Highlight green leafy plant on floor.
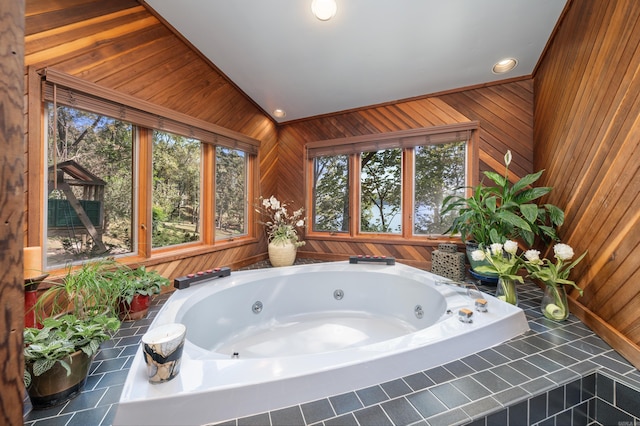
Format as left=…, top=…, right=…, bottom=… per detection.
left=24, top=314, right=120, bottom=387
left=441, top=150, right=565, bottom=248
left=25, top=259, right=124, bottom=388
left=112, top=265, right=170, bottom=305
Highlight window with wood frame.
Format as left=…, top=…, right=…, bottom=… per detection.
left=306, top=124, right=476, bottom=240
left=151, top=130, right=202, bottom=249
left=39, top=69, right=259, bottom=269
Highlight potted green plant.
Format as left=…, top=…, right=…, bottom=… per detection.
left=37, top=259, right=123, bottom=319
left=25, top=260, right=122, bottom=409
left=24, top=314, right=119, bottom=409
left=441, top=150, right=565, bottom=275
left=116, top=266, right=170, bottom=321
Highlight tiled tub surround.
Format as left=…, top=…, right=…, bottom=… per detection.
left=23, top=262, right=640, bottom=426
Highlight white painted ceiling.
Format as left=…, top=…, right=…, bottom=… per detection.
left=145, top=0, right=567, bottom=122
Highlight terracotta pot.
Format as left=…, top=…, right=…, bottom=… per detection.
left=119, top=294, right=151, bottom=321
left=26, top=350, right=92, bottom=409
left=24, top=290, right=41, bottom=328
left=268, top=241, right=297, bottom=267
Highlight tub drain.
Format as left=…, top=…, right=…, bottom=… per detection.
left=334, top=289, right=344, bottom=300
left=252, top=301, right=263, bottom=314
left=414, top=305, right=424, bottom=319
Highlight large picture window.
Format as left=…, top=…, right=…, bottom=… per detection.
left=38, top=69, right=259, bottom=270
left=45, top=103, right=134, bottom=267
left=307, top=124, right=474, bottom=239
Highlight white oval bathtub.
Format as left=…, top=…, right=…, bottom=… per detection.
left=115, top=261, right=529, bottom=425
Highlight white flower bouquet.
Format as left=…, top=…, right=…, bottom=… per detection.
left=256, top=196, right=306, bottom=247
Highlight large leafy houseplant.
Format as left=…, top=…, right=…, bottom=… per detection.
left=25, top=260, right=122, bottom=408
left=24, top=314, right=119, bottom=388
left=441, top=150, right=565, bottom=248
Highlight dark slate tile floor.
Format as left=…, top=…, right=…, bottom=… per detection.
left=23, top=259, right=640, bottom=426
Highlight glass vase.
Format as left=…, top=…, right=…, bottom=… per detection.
left=541, top=284, right=569, bottom=321
left=496, top=277, right=518, bottom=305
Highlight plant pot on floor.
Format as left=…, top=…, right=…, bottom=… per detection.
left=119, top=294, right=151, bottom=321
left=26, top=350, right=93, bottom=409
left=268, top=240, right=297, bottom=267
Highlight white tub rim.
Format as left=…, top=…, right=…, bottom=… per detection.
left=114, top=261, right=530, bottom=425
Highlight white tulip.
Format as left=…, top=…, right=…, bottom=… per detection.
left=503, top=240, right=518, bottom=255
left=524, top=249, right=541, bottom=263
left=471, top=250, right=486, bottom=261
left=554, top=243, right=574, bottom=261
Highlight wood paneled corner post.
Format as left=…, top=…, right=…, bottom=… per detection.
left=0, top=0, right=26, bottom=423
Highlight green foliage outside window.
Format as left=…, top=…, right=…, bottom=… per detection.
left=360, top=149, right=402, bottom=234
left=310, top=140, right=467, bottom=236
left=215, top=147, right=247, bottom=239
left=151, top=131, right=201, bottom=248
left=46, top=104, right=134, bottom=267
left=313, top=155, right=349, bottom=232
left=414, top=142, right=466, bottom=235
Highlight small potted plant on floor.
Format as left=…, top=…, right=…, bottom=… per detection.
left=116, top=265, right=170, bottom=321
left=25, top=260, right=122, bottom=409
left=441, top=150, right=565, bottom=279
left=24, top=314, right=119, bottom=409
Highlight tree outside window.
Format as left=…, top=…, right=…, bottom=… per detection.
left=413, top=141, right=466, bottom=235
left=312, top=155, right=349, bottom=233
left=215, top=147, right=247, bottom=239
left=151, top=131, right=201, bottom=248
left=45, top=104, right=134, bottom=267
left=309, top=136, right=468, bottom=238
left=360, top=149, right=402, bottom=234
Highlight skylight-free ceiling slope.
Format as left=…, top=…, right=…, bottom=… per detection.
left=145, top=0, right=567, bottom=122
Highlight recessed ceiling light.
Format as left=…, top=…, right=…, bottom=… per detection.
left=273, top=109, right=286, bottom=118
left=492, top=58, right=518, bottom=74
left=311, top=0, right=337, bottom=21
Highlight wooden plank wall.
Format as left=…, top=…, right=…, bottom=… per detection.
left=23, top=0, right=278, bottom=279
left=282, top=81, right=535, bottom=269
left=534, top=0, right=640, bottom=368
left=22, top=0, right=536, bottom=277
left=1, top=0, right=26, bottom=423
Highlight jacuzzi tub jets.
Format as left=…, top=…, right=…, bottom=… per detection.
left=115, top=261, right=529, bottom=426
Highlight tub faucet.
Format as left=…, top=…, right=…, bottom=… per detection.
left=435, top=279, right=482, bottom=299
